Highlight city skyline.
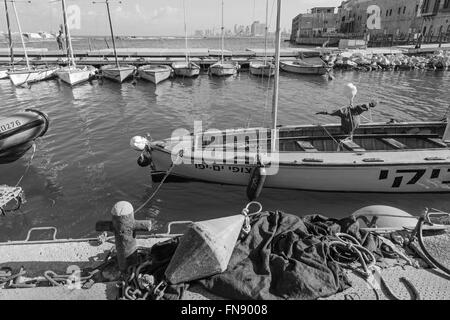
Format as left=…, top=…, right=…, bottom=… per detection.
left=0, top=0, right=341, bottom=36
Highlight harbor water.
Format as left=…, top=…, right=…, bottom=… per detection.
left=1, top=40, right=450, bottom=242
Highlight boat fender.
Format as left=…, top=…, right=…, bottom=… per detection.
left=130, top=136, right=148, bottom=151
left=137, top=152, right=152, bottom=167
left=246, top=164, right=266, bottom=201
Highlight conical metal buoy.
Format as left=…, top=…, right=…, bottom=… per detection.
left=165, top=214, right=245, bottom=284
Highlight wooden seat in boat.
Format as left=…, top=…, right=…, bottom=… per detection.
left=426, top=138, right=449, bottom=148
left=379, top=138, right=407, bottom=149
left=340, top=140, right=365, bottom=152
left=296, top=140, right=318, bottom=152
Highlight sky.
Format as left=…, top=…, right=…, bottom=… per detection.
left=0, top=0, right=341, bottom=36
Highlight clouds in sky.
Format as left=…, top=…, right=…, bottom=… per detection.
left=0, top=0, right=341, bottom=36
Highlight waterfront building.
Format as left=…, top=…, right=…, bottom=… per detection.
left=251, top=21, right=266, bottom=36
left=290, top=7, right=338, bottom=43
left=420, top=0, right=450, bottom=42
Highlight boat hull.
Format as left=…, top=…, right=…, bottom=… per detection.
left=209, top=62, right=238, bottom=76
left=138, top=65, right=172, bottom=84
left=280, top=61, right=329, bottom=75
left=0, top=109, right=49, bottom=164
left=249, top=61, right=275, bottom=77
left=56, top=66, right=97, bottom=86
left=0, top=68, right=9, bottom=79
left=8, top=67, right=58, bottom=86
left=139, top=122, right=450, bottom=193
left=172, top=62, right=200, bottom=77
left=101, top=65, right=136, bottom=83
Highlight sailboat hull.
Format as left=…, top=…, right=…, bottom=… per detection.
left=249, top=61, right=275, bottom=77
left=0, top=68, right=9, bottom=79
left=280, top=61, right=329, bottom=75
left=101, top=65, right=136, bottom=83
left=139, top=122, right=450, bottom=193
left=138, top=65, right=172, bottom=84
left=209, top=62, right=238, bottom=76
left=172, top=62, right=200, bottom=77
left=56, top=66, right=97, bottom=86
left=8, top=67, right=58, bottom=86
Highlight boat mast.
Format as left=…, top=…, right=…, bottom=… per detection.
left=104, top=0, right=119, bottom=68
left=61, top=0, right=75, bottom=68
left=220, top=0, right=224, bottom=62
left=264, top=0, right=268, bottom=64
left=10, top=0, right=30, bottom=69
left=271, top=0, right=281, bottom=152
left=4, top=0, right=14, bottom=66
left=183, top=0, right=188, bottom=63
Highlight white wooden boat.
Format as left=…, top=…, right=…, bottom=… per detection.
left=171, top=62, right=200, bottom=77
left=0, top=66, right=10, bottom=79
left=57, top=66, right=97, bottom=86
left=209, top=61, right=239, bottom=76
left=280, top=59, right=330, bottom=75
left=249, top=0, right=274, bottom=78
left=8, top=66, right=59, bottom=86
left=249, top=60, right=275, bottom=77
left=138, top=65, right=172, bottom=84
left=56, top=0, right=97, bottom=87
left=101, top=64, right=136, bottom=83
left=133, top=121, right=450, bottom=193
left=6, top=1, right=58, bottom=87
left=209, top=0, right=239, bottom=77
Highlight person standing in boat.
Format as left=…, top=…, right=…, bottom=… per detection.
left=56, top=30, right=64, bottom=51
left=316, top=101, right=377, bottom=136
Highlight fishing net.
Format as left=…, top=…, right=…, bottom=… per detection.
left=0, top=185, right=25, bottom=216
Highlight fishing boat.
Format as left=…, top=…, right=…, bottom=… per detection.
left=280, top=59, right=330, bottom=75
left=6, top=0, right=58, bottom=86
left=138, top=65, right=172, bottom=84
left=97, top=0, right=135, bottom=83
left=209, top=0, right=239, bottom=76
left=56, top=0, right=97, bottom=86
left=131, top=0, right=450, bottom=194
left=0, top=109, right=49, bottom=164
left=172, top=0, right=200, bottom=78
left=249, top=0, right=275, bottom=77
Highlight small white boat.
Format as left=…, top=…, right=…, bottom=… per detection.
left=138, top=65, right=173, bottom=84
left=171, top=61, right=200, bottom=78
left=249, top=60, right=275, bottom=77
left=8, top=66, right=59, bottom=87
left=0, top=66, right=10, bottom=79
left=56, top=0, right=97, bottom=87
left=280, top=59, right=330, bottom=75
left=209, top=61, right=239, bottom=76
left=57, top=66, right=97, bottom=86
left=100, top=64, right=136, bottom=83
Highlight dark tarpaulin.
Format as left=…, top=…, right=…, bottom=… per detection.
left=149, top=210, right=378, bottom=300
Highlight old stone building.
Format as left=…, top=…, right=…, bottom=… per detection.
left=420, top=0, right=450, bottom=41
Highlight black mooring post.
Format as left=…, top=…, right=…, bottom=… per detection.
left=96, top=201, right=152, bottom=272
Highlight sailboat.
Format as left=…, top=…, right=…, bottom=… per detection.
left=171, top=0, right=200, bottom=78
left=209, top=0, right=239, bottom=76
left=7, top=0, right=58, bottom=86
left=97, top=0, right=135, bottom=83
left=130, top=0, right=450, bottom=194
left=249, top=0, right=275, bottom=77
left=56, top=0, right=97, bottom=86
left=137, top=65, right=172, bottom=84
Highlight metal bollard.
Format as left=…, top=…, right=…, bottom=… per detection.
left=95, top=201, right=152, bottom=272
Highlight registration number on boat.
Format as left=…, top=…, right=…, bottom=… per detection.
left=0, top=120, right=21, bottom=133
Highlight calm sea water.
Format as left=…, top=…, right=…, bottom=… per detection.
left=0, top=39, right=450, bottom=242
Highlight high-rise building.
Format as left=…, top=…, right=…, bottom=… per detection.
left=251, top=21, right=266, bottom=36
